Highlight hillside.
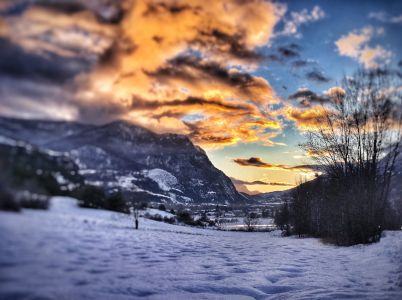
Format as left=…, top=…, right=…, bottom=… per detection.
left=0, top=142, right=83, bottom=196
left=0, top=117, right=246, bottom=205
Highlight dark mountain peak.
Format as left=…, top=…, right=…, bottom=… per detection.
left=101, top=120, right=154, bottom=137
left=97, top=120, right=195, bottom=149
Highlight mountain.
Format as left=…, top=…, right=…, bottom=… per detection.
left=0, top=117, right=246, bottom=205
left=248, top=189, right=292, bottom=205
left=0, top=141, right=83, bottom=196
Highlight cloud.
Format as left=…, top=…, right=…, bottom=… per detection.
left=368, top=12, right=402, bottom=24
left=277, top=44, right=300, bottom=59
left=181, top=114, right=282, bottom=148
left=264, top=44, right=301, bottom=64
left=283, top=106, right=328, bottom=131
left=288, top=88, right=329, bottom=106
left=324, top=86, right=345, bottom=100
left=276, top=5, right=325, bottom=37
left=143, top=56, right=273, bottom=104
left=0, top=5, right=115, bottom=59
left=291, top=59, right=317, bottom=69
left=0, top=0, right=126, bottom=23
left=0, top=37, right=89, bottom=84
left=288, top=86, right=345, bottom=108
left=335, top=26, right=393, bottom=68
left=0, top=0, right=287, bottom=149
left=233, top=157, right=316, bottom=172
left=230, top=177, right=294, bottom=186
left=305, top=69, right=331, bottom=83
left=230, top=176, right=294, bottom=195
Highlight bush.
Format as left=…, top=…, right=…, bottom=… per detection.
left=274, top=201, right=290, bottom=231
left=0, top=186, right=20, bottom=212
left=176, top=210, right=193, bottom=225
left=150, top=213, right=163, bottom=222
left=176, top=210, right=205, bottom=227
left=73, top=185, right=106, bottom=209
left=243, top=212, right=259, bottom=231
left=105, top=191, right=128, bottom=213
left=144, top=212, right=176, bottom=224
left=158, top=204, right=166, bottom=211
left=163, top=216, right=175, bottom=224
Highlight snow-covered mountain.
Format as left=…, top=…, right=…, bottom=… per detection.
left=0, top=117, right=246, bottom=205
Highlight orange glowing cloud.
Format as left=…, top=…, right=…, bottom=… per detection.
left=283, top=106, right=329, bottom=131
left=84, top=0, right=286, bottom=147
left=0, top=0, right=288, bottom=148
left=233, top=157, right=317, bottom=172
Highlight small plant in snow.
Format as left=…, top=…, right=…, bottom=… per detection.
left=243, top=212, right=259, bottom=232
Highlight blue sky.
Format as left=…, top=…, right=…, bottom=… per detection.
left=207, top=0, right=402, bottom=193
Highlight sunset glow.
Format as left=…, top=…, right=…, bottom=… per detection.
left=0, top=0, right=401, bottom=193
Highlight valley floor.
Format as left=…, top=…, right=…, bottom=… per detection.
left=0, top=197, right=401, bottom=300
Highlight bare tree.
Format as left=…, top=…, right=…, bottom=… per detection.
left=128, top=196, right=142, bottom=230
left=298, top=68, right=402, bottom=245
left=274, top=200, right=290, bottom=231
left=243, top=212, right=259, bottom=232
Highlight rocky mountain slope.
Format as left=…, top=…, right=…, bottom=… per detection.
left=0, top=117, right=246, bottom=205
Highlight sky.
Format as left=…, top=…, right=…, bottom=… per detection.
left=0, top=0, right=401, bottom=194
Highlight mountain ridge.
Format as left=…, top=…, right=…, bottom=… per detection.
left=0, top=116, right=247, bottom=205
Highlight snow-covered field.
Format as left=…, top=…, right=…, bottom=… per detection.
left=0, top=197, right=401, bottom=300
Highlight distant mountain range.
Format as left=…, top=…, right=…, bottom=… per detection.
left=0, top=117, right=247, bottom=205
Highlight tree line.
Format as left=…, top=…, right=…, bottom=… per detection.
left=276, top=69, right=402, bottom=245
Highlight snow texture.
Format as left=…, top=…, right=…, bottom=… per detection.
left=143, top=208, right=175, bottom=218
left=145, top=168, right=178, bottom=192
left=0, top=197, right=401, bottom=300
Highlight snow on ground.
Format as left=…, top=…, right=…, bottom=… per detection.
left=143, top=208, right=175, bottom=218
left=145, top=168, right=178, bottom=192
left=0, top=197, right=401, bottom=300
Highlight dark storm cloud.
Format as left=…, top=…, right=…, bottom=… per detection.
left=264, top=44, right=301, bottom=64
left=0, top=38, right=89, bottom=84
left=278, top=44, right=301, bottom=59
left=305, top=69, right=331, bottom=83
left=194, top=29, right=264, bottom=61
left=233, top=157, right=316, bottom=172
left=146, top=56, right=267, bottom=93
left=131, top=95, right=252, bottom=112
left=288, top=88, right=329, bottom=106
left=35, top=1, right=87, bottom=14
left=0, top=0, right=126, bottom=23
left=142, top=2, right=197, bottom=16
